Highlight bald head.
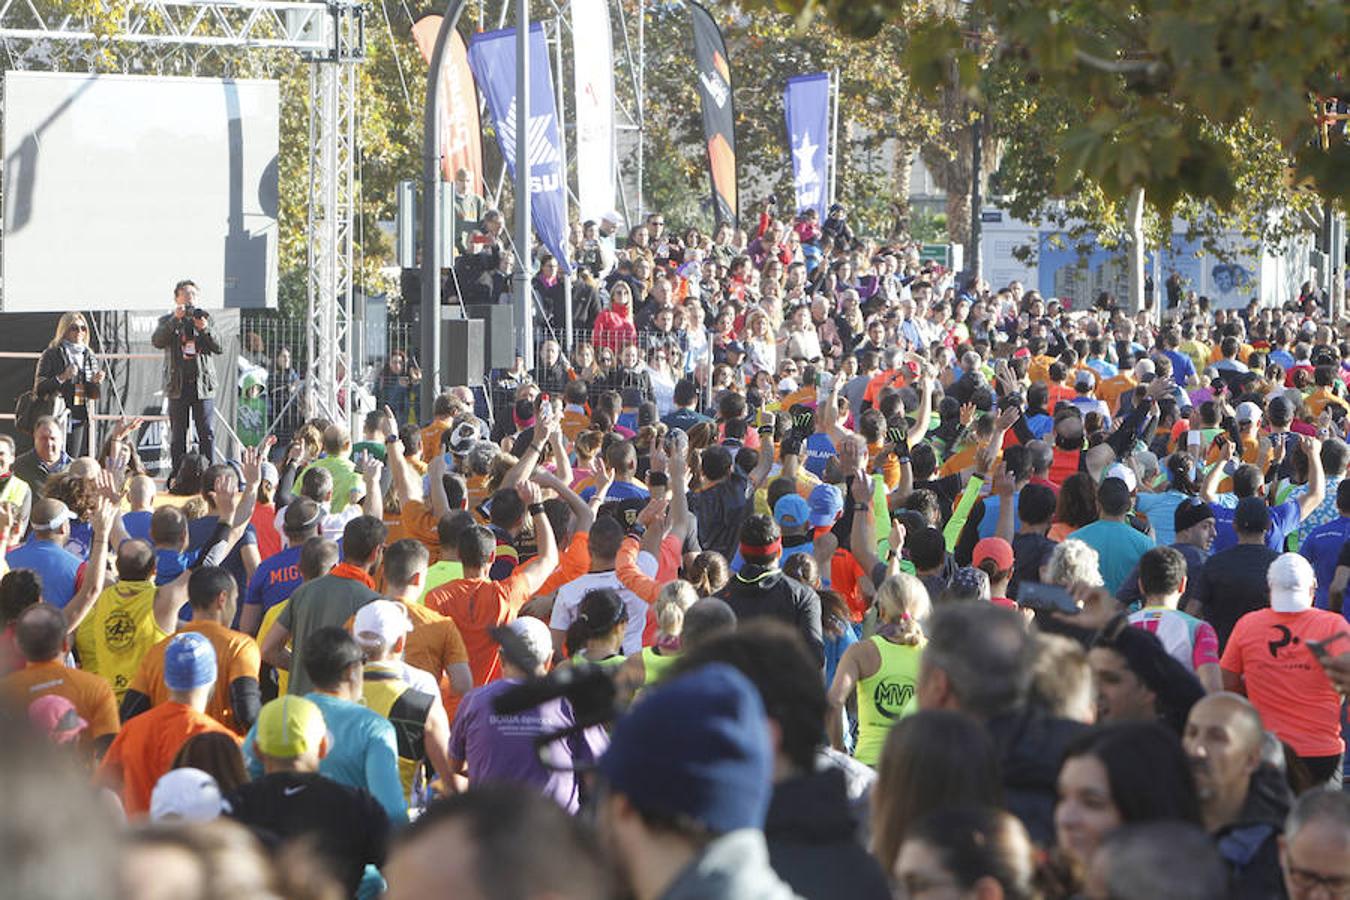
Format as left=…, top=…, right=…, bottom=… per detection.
left=29, top=498, right=71, bottom=540
left=116, top=539, right=156, bottom=582
left=1190, top=692, right=1264, bottom=746
left=128, top=474, right=156, bottom=508
left=14, top=603, right=68, bottom=661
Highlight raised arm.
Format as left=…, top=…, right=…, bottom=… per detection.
left=821, top=377, right=851, bottom=446
left=992, top=462, right=1017, bottom=542
left=749, top=421, right=776, bottom=489
left=532, top=468, right=593, bottom=535
left=63, top=492, right=118, bottom=635
left=359, top=456, right=385, bottom=519
left=1295, top=435, right=1325, bottom=521
left=907, top=370, right=934, bottom=446
left=510, top=481, right=560, bottom=596
left=1199, top=436, right=1234, bottom=504
left=848, top=467, right=883, bottom=580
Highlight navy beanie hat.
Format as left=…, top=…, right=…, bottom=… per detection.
left=598, top=663, right=773, bottom=834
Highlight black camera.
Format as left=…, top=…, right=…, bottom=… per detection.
left=182, top=305, right=208, bottom=321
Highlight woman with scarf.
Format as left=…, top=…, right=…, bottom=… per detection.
left=33, top=312, right=105, bottom=456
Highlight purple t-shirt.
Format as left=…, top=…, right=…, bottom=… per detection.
left=448, top=679, right=609, bottom=813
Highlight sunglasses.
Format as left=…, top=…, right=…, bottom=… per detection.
left=69, top=324, right=88, bottom=332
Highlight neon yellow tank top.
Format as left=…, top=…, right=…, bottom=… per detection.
left=641, top=646, right=680, bottom=686
left=853, top=635, right=923, bottom=766
left=75, top=579, right=168, bottom=702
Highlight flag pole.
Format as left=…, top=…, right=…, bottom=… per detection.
left=828, top=68, right=840, bottom=206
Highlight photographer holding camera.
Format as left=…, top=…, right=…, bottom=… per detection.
left=152, top=279, right=222, bottom=473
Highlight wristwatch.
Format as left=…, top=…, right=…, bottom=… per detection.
left=852, top=502, right=870, bottom=512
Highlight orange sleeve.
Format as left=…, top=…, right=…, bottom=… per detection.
left=657, top=534, right=682, bottom=583
left=440, top=620, right=469, bottom=665
left=615, top=537, right=661, bottom=604
left=86, top=679, right=121, bottom=739
left=538, top=533, right=590, bottom=596
left=876, top=453, right=901, bottom=490
left=228, top=636, right=261, bottom=684
left=128, top=643, right=161, bottom=696
left=402, top=499, right=441, bottom=553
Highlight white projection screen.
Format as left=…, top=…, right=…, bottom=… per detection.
left=2, top=71, right=279, bottom=311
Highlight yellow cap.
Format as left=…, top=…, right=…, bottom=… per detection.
left=254, top=696, right=327, bottom=758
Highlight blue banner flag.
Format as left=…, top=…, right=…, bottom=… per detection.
left=468, top=24, right=571, bottom=273
left=784, top=73, right=830, bottom=219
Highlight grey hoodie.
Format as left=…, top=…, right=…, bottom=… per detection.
left=660, top=829, right=803, bottom=900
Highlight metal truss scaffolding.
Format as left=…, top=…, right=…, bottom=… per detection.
left=0, top=0, right=365, bottom=426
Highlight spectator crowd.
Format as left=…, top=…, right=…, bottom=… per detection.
left=3, top=200, right=1350, bottom=900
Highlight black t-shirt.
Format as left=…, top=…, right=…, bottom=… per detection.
left=1009, top=533, right=1057, bottom=601
left=1193, top=543, right=1281, bottom=651
left=225, top=772, right=389, bottom=895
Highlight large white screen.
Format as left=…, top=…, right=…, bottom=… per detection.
left=2, top=71, right=278, bottom=311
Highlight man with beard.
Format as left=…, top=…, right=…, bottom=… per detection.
left=1183, top=693, right=1290, bottom=899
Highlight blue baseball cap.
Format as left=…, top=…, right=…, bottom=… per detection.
left=163, top=632, right=217, bottom=692
left=808, top=483, right=844, bottom=527
left=773, top=494, right=811, bottom=529
left=598, top=663, right=773, bottom=834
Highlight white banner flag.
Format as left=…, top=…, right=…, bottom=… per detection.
left=572, top=0, right=616, bottom=222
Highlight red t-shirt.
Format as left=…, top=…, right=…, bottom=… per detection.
left=1220, top=608, right=1350, bottom=757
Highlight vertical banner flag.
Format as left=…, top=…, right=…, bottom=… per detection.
left=572, top=0, right=616, bottom=222
left=468, top=24, right=572, bottom=273
left=689, top=3, right=737, bottom=229
left=784, top=73, right=830, bottom=219
left=411, top=17, right=484, bottom=193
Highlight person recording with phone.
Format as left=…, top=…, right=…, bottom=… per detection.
left=33, top=312, right=105, bottom=456
left=152, top=279, right=222, bottom=473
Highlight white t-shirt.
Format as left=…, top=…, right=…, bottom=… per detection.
left=549, top=562, right=657, bottom=655
left=273, top=501, right=362, bottom=547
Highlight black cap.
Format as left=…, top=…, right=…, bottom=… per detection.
left=1234, top=496, right=1270, bottom=533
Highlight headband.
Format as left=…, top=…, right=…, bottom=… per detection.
left=740, top=538, right=782, bottom=558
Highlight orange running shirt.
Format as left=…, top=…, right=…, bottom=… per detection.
left=2, top=659, right=120, bottom=742
left=98, top=702, right=238, bottom=816
left=129, top=621, right=260, bottom=735
left=1220, top=608, right=1350, bottom=757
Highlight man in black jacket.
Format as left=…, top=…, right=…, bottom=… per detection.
left=673, top=621, right=890, bottom=900
left=151, top=280, right=222, bottom=473
left=716, top=514, right=824, bottom=667
left=1184, top=693, right=1290, bottom=900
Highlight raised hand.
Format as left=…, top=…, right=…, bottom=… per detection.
left=213, top=472, right=241, bottom=518
left=361, top=457, right=384, bottom=485
left=636, top=496, right=671, bottom=531
left=992, top=460, right=1015, bottom=498
left=959, top=402, right=977, bottom=427
left=515, top=479, right=543, bottom=508
left=850, top=466, right=872, bottom=505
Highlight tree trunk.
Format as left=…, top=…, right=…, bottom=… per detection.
left=1125, top=186, right=1146, bottom=316
left=890, top=140, right=915, bottom=238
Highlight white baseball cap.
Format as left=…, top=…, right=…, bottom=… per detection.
left=352, top=600, right=412, bottom=649
left=1268, top=553, right=1315, bottom=613
left=150, top=768, right=224, bottom=822
left=507, top=616, right=553, bottom=670
left=1236, top=401, right=1263, bottom=424
left=1104, top=462, right=1138, bottom=492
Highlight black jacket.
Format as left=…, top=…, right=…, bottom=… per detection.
left=1215, top=764, right=1291, bottom=900
left=765, top=768, right=890, bottom=900
left=717, top=564, right=824, bottom=666
left=985, top=710, right=1089, bottom=847
left=34, top=344, right=102, bottom=414
left=151, top=313, right=222, bottom=399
